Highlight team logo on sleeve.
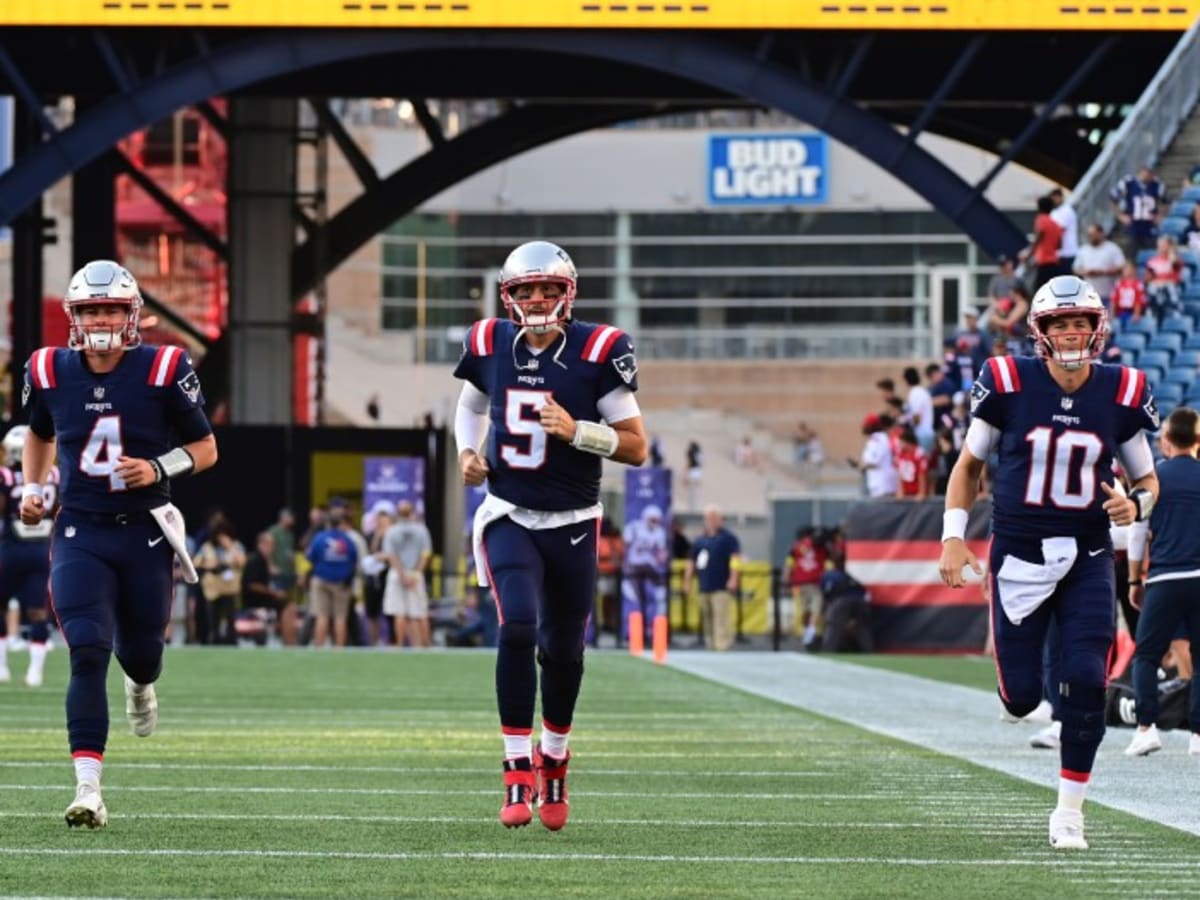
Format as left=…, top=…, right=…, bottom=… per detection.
left=177, top=371, right=202, bottom=405
left=612, top=353, right=638, bottom=385
left=1143, top=395, right=1160, bottom=429
left=20, top=382, right=29, bottom=409
left=969, top=380, right=990, bottom=414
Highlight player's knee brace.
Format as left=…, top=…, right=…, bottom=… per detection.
left=28, top=620, right=49, bottom=643
left=998, top=690, right=1042, bottom=721
left=498, top=621, right=536, bottom=650
left=1058, top=681, right=1107, bottom=745
left=69, top=645, right=110, bottom=678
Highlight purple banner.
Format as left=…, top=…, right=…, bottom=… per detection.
left=363, top=456, right=425, bottom=517
left=623, top=467, right=672, bottom=577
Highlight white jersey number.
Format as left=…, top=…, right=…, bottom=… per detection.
left=79, top=415, right=127, bottom=491
left=9, top=477, right=56, bottom=539
left=499, top=390, right=550, bottom=470
left=1023, top=427, right=1103, bottom=509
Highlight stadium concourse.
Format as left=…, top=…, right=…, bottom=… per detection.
left=668, top=651, right=1200, bottom=837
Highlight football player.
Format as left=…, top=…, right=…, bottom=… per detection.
left=454, top=241, right=648, bottom=830
left=21, top=260, right=218, bottom=829
left=621, top=504, right=670, bottom=643
left=0, top=425, right=59, bottom=686
left=939, top=275, right=1159, bottom=850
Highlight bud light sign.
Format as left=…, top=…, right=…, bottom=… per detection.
left=708, top=133, right=828, bottom=206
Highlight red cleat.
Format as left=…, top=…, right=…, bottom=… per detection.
left=499, top=757, right=534, bottom=828
left=534, top=744, right=571, bottom=831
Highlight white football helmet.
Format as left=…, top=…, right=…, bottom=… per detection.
left=64, top=260, right=143, bottom=352
left=1028, top=275, right=1108, bottom=370
left=2, top=425, right=28, bottom=467
left=499, top=241, right=577, bottom=335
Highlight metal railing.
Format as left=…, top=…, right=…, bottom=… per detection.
left=1072, top=15, right=1200, bottom=234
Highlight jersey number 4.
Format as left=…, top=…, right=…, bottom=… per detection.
left=1023, top=427, right=1103, bottom=509
left=80, top=415, right=128, bottom=491
left=500, top=389, right=550, bottom=470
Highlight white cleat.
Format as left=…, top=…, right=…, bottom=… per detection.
left=124, top=676, right=158, bottom=737
left=23, top=669, right=43, bottom=688
left=1030, top=721, right=1062, bottom=750
left=1124, top=724, right=1163, bottom=757
left=1189, top=733, right=1200, bottom=757
left=64, top=783, right=108, bottom=829
left=7, top=636, right=28, bottom=652
left=1049, top=808, right=1088, bottom=850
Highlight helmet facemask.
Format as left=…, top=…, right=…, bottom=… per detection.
left=501, top=277, right=575, bottom=335
left=1032, top=310, right=1106, bottom=371
left=66, top=298, right=143, bottom=352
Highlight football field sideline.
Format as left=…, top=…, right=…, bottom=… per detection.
left=666, top=650, right=1200, bottom=836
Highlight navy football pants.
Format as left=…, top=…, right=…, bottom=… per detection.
left=0, top=539, right=51, bottom=641
left=51, top=510, right=174, bottom=755
left=482, top=516, right=598, bottom=732
left=1133, top=577, right=1200, bottom=731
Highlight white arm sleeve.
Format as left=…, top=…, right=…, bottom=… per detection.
left=454, top=382, right=490, bottom=455
left=596, top=386, right=641, bottom=424
left=964, top=418, right=1001, bottom=460
left=1127, top=519, right=1149, bottom=563
left=1117, top=433, right=1155, bottom=481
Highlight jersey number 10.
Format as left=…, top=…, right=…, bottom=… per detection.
left=1023, top=427, right=1103, bottom=509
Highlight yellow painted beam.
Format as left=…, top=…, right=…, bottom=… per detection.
left=0, top=0, right=1195, bottom=29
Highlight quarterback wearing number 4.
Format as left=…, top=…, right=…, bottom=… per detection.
left=939, top=275, right=1159, bottom=851
left=454, top=241, right=647, bottom=831
left=21, top=261, right=217, bottom=830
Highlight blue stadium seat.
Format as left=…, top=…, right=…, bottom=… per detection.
left=1159, top=314, right=1193, bottom=336
left=1121, top=349, right=1138, bottom=367
left=1147, top=333, right=1182, bottom=354
left=1184, top=300, right=1200, bottom=320
left=1136, top=249, right=1155, bottom=270
left=1138, top=349, right=1173, bottom=371
left=1164, top=366, right=1194, bottom=388
left=1141, top=364, right=1166, bottom=385
left=1115, top=332, right=1149, bottom=353
left=1185, top=333, right=1200, bottom=351
left=1172, top=349, right=1200, bottom=369
left=1183, top=393, right=1200, bottom=410
left=1182, top=186, right=1200, bottom=203
left=1125, top=316, right=1157, bottom=337
left=1156, top=383, right=1184, bottom=408
left=1163, top=216, right=1191, bottom=239
left=1171, top=201, right=1197, bottom=218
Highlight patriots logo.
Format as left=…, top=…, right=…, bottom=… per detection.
left=969, top=380, right=990, bottom=415
left=1143, top=395, right=1160, bottom=429
left=612, top=353, right=638, bottom=385
left=93, top=386, right=105, bottom=400
left=20, top=382, right=29, bottom=409
left=177, top=371, right=202, bottom=405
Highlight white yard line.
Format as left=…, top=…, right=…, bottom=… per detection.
left=665, top=651, right=1200, bottom=836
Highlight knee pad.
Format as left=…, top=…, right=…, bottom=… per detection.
left=499, top=621, right=536, bottom=650
left=69, top=645, right=110, bottom=677
left=999, top=691, right=1041, bottom=721
left=1058, top=681, right=1107, bottom=745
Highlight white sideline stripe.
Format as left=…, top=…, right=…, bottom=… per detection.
left=2, top=847, right=1199, bottom=867
left=0, top=811, right=1057, bottom=830
left=0, top=762, right=826, bottom=778
left=845, top=560, right=946, bottom=584
left=666, top=651, right=1200, bottom=837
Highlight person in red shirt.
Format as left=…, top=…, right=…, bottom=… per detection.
left=1143, top=235, right=1183, bottom=323
left=786, top=527, right=827, bottom=648
left=1110, top=261, right=1147, bottom=327
left=894, top=426, right=930, bottom=500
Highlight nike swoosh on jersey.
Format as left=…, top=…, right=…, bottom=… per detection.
left=1088, top=548, right=1106, bottom=557
left=148, top=536, right=165, bottom=547
left=570, top=533, right=588, bottom=546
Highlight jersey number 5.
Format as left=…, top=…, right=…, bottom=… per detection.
left=1024, top=427, right=1103, bottom=509
left=80, top=415, right=127, bottom=491
left=500, top=389, right=550, bottom=470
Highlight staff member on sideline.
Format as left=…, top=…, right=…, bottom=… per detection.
left=1125, top=407, right=1200, bottom=758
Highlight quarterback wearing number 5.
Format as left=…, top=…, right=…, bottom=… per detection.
left=939, top=276, right=1158, bottom=851
left=454, top=241, right=647, bottom=831
left=21, top=261, right=217, bottom=830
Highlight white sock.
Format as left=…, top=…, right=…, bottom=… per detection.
left=540, top=722, right=570, bottom=759
left=502, top=731, right=532, bottom=760
left=802, top=624, right=816, bottom=644
left=0, top=641, right=8, bottom=669
left=73, top=755, right=102, bottom=788
left=28, top=642, right=46, bottom=675
left=1057, top=772, right=1089, bottom=812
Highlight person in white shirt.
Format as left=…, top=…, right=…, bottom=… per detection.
left=1050, top=188, right=1079, bottom=277
left=857, top=414, right=898, bottom=498
left=902, top=366, right=934, bottom=452
left=1073, top=224, right=1126, bottom=304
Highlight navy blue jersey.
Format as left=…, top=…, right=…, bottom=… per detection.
left=453, top=318, right=638, bottom=511
left=23, top=345, right=212, bottom=514
left=0, top=464, right=59, bottom=542
left=970, top=355, right=1158, bottom=541
left=1110, top=175, right=1166, bottom=241
left=1146, top=455, right=1200, bottom=580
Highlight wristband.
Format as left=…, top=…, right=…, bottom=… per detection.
left=942, top=508, right=969, bottom=542
left=1130, top=488, right=1155, bottom=522
left=152, top=447, right=196, bottom=482
left=20, top=483, right=43, bottom=501
left=1130, top=577, right=1145, bottom=587
left=571, top=420, right=619, bottom=457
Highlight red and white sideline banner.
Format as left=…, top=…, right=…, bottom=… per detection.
left=845, top=499, right=992, bottom=652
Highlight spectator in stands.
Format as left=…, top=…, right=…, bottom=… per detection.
left=671, top=516, right=691, bottom=562
left=987, top=256, right=1021, bottom=305
left=1112, top=166, right=1166, bottom=253
left=733, top=435, right=760, bottom=470
left=927, top=362, right=955, bottom=421
left=1049, top=188, right=1079, bottom=278
left=985, top=282, right=1030, bottom=353
left=195, top=517, right=246, bottom=646
left=382, top=500, right=433, bottom=649
left=241, top=531, right=288, bottom=644
left=894, top=427, right=930, bottom=501
left=875, top=377, right=898, bottom=416
left=1144, top=234, right=1184, bottom=323
left=685, top=440, right=704, bottom=510
left=684, top=504, right=740, bottom=652
left=1182, top=202, right=1200, bottom=254
left=902, top=366, right=934, bottom=451
left=366, top=392, right=381, bottom=424
left=299, top=505, right=328, bottom=551
left=849, top=413, right=898, bottom=499
left=1110, top=261, right=1147, bottom=326
left=1024, top=194, right=1064, bottom=291
left=649, top=434, right=665, bottom=468
left=820, top=561, right=873, bottom=653
left=266, top=509, right=298, bottom=636
left=1185, top=163, right=1200, bottom=191
left=361, top=504, right=395, bottom=647
left=304, top=498, right=358, bottom=648
left=1073, top=223, right=1125, bottom=306
left=787, top=527, right=826, bottom=649
left=932, top=428, right=957, bottom=495
left=953, top=309, right=989, bottom=382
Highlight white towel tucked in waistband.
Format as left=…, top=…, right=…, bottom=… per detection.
left=995, top=536, right=1077, bottom=625
left=471, top=494, right=518, bottom=587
